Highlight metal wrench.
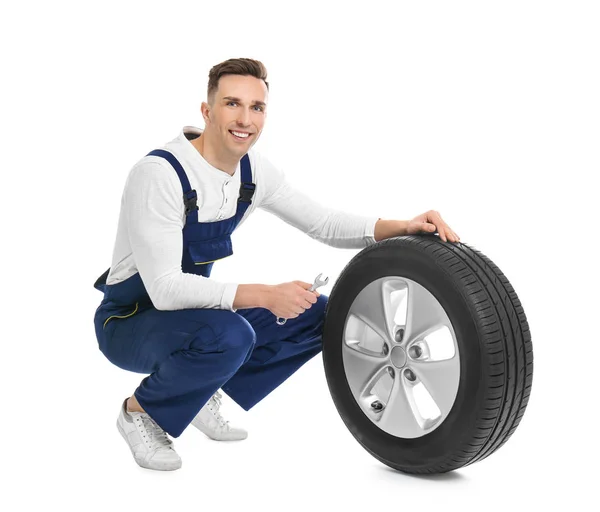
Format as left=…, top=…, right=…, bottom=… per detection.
left=276, top=273, right=329, bottom=325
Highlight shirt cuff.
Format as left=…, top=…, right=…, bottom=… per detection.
left=221, top=283, right=240, bottom=312
left=365, top=217, right=381, bottom=246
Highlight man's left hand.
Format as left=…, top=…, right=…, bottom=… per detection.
left=406, top=210, right=460, bottom=243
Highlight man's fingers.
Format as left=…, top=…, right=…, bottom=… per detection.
left=427, top=211, right=460, bottom=243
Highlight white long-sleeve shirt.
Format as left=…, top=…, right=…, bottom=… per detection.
left=105, top=126, right=380, bottom=312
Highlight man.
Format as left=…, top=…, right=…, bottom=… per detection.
left=93, top=57, right=460, bottom=472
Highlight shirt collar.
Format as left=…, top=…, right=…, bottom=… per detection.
left=176, top=125, right=239, bottom=179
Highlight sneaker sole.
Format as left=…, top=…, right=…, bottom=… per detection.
left=117, top=420, right=182, bottom=471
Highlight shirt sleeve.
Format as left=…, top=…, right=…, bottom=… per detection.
left=257, top=156, right=380, bottom=248
left=124, top=160, right=239, bottom=311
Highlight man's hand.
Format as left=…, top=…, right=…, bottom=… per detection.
left=407, top=210, right=460, bottom=243
left=263, top=281, right=320, bottom=321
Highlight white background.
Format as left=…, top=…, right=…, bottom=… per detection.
left=2, top=0, right=598, bottom=510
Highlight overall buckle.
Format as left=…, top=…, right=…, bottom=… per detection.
left=183, top=190, right=199, bottom=215
left=238, top=183, right=256, bottom=203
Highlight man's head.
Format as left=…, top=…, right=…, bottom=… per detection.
left=200, top=58, right=269, bottom=161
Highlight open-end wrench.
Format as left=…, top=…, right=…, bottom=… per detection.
left=276, top=273, right=329, bottom=325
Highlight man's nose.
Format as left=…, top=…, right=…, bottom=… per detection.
left=236, top=108, right=251, bottom=126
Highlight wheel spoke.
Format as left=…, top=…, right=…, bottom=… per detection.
left=378, top=377, right=423, bottom=437
left=405, top=280, right=448, bottom=343
left=349, top=279, right=396, bottom=342
left=410, top=356, right=460, bottom=417
left=342, top=342, right=387, bottom=396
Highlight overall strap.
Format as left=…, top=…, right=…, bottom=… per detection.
left=237, top=154, right=256, bottom=217
left=146, top=149, right=199, bottom=224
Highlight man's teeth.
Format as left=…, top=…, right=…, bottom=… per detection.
left=231, top=131, right=249, bottom=138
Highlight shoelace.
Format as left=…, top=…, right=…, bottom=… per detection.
left=209, top=391, right=230, bottom=428
left=140, top=414, right=173, bottom=450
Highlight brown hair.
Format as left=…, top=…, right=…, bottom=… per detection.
left=207, top=58, right=269, bottom=103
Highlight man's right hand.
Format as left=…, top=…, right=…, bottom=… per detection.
left=263, top=281, right=320, bottom=320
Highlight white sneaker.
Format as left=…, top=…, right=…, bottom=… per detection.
left=116, top=398, right=182, bottom=471
left=191, top=390, right=248, bottom=441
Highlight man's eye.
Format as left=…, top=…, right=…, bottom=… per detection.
left=253, top=105, right=264, bottom=112
left=227, top=101, right=237, bottom=107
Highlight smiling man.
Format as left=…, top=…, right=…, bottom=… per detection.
left=93, top=57, right=460, bottom=472
left=191, top=74, right=267, bottom=174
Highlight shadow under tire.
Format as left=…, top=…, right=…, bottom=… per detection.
left=322, top=234, right=533, bottom=474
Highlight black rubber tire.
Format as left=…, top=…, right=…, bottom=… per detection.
left=322, top=234, right=533, bottom=474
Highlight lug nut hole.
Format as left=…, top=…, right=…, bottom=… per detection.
left=404, top=369, right=416, bottom=382
left=408, top=345, right=423, bottom=358
left=395, top=328, right=404, bottom=343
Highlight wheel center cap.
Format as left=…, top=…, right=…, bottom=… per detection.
left=390, top=346, right=407, bottom=368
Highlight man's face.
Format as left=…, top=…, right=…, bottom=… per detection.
left=203, top=74, right=268, bottom=159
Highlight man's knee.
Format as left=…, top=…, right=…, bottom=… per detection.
left=218, top=312, right=257, bottom=356
left=189, top=310, right=256, bottom=361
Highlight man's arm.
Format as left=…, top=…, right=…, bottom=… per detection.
left=232, top=284, right=272, bottom=310
left=256, top=155, right=414, bottom=247
left=260, top=178, right=380, bottom=248
left=125, top=161, right=241, bottom=311
left=373, top=219, right=410, bottom=241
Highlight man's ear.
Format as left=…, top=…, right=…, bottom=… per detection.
left=200, top=101, right=211, bottom=124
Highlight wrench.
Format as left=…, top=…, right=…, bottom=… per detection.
left=276, top=273, right=329, bottom=325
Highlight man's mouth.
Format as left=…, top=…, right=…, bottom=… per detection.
left=229, top=130, right=251, bottom=141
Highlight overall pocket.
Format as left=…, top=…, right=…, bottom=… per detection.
left=187, top=236, right=233, bottom=265
left=103, top=302, right=140, bottom=330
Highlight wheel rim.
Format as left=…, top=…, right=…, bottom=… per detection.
left=342, top=276, right=460, bottom=439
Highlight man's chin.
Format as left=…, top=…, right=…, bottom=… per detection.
left=230, top=142, right=253, bottom=156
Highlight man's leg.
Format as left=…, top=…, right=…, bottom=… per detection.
left=97, top=306, right=257, bottom=437
left=222, top=294, right=328, bottom=410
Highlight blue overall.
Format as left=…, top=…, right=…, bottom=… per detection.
left=93, top=149, right=327, bottom=438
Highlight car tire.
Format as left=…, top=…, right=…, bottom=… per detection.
left=322, top=234, right=533, bottom=474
